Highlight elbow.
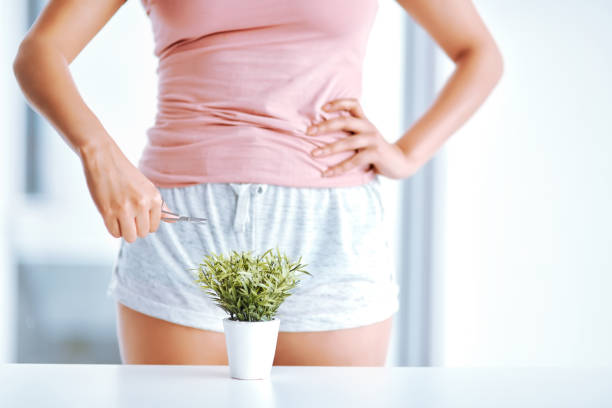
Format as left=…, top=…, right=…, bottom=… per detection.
left=455, top=42, right=504, bottom=88
left=12, top=39, right=34, bottom=84
left=490, top=45, right=504, bottom=85
left=480, top=39, right=504, bottom=86
left=13, top=36, right=47, bottom=81
left=12, top=44, right=24, bottom=81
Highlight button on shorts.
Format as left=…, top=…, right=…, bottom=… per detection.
left=106, top=175, right=400, bottom=332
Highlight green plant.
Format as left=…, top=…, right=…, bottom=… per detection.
left=190, top=247, right=311, bottom=322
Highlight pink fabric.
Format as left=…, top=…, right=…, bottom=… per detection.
left=138, top=0, right=379, bottom=188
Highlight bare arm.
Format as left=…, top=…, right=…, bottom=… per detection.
left=13, top=0, right=126, bottom=157
left=394, top=0, right=504, bottom=167
left=12, top=0, right=174, bottom=243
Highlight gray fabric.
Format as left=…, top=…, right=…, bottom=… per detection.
left=106, top=175, right=399, bottom=332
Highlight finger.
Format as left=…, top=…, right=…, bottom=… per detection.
left=149, top=193, right=163, bottom=233
left=104, top=216, right=121, bottom=238
left=322, top=98, right=366, bottom=119
left=161, top=199, right=178, bottom=223
left=311, top=133, right=377, bottom=157
left=118, top=213, right=138, bottom=243
left=307, top=116, right=371, bottom=136
left=135, top=209, right=150, bottom=238
left=322, top=150, right=374, bottom=177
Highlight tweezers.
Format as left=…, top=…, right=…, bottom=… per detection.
left=161, top=199, right=208, bottom=224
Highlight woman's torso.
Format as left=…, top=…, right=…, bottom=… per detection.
left=138, top=0, right=379, bottom=188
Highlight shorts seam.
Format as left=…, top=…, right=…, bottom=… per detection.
left=108, top=275, right=400, bottom=333
left=107, top=277, right=227, bottom=333
left=277, top=301, right=400, bottom=332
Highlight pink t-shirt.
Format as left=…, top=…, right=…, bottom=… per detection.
left=137, top=0, right=379, bottom=188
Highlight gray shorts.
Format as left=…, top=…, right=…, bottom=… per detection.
left=106, top=175, right=400, bottom=332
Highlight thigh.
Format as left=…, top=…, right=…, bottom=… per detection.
left=115, top=302, right=228, bottom=365
left=116, top=301, right=393, bottom=366
left=273, top=316, right=394, bottom=366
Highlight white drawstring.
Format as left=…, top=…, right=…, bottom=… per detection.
left=230, top=183, right=268, bottom=233
left=231, top=184, right=251, bottom=233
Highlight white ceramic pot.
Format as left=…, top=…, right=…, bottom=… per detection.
left=223, top=317, right=280, bottom=380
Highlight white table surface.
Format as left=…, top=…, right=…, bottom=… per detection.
left=1, top=364, right=611, bottom=408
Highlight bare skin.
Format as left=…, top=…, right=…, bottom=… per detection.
left=117, top=302, right=393, bottom=366
left=13, top=0, right=501, bottom=366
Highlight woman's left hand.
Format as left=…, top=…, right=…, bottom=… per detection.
left=308, top=98, right=419, bottom=180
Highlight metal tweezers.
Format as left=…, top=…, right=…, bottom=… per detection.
left=161, top=199, right=208, bottom=224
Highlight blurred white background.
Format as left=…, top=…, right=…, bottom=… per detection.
left=434, top=0, right=612, bottom=366
left=1, top=0, right=611, bottom=367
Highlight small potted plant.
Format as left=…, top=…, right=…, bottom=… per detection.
left=191, top=247, right=311, bottom=380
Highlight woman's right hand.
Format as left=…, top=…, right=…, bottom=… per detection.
left=79, top=139, right=177, bottom=243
